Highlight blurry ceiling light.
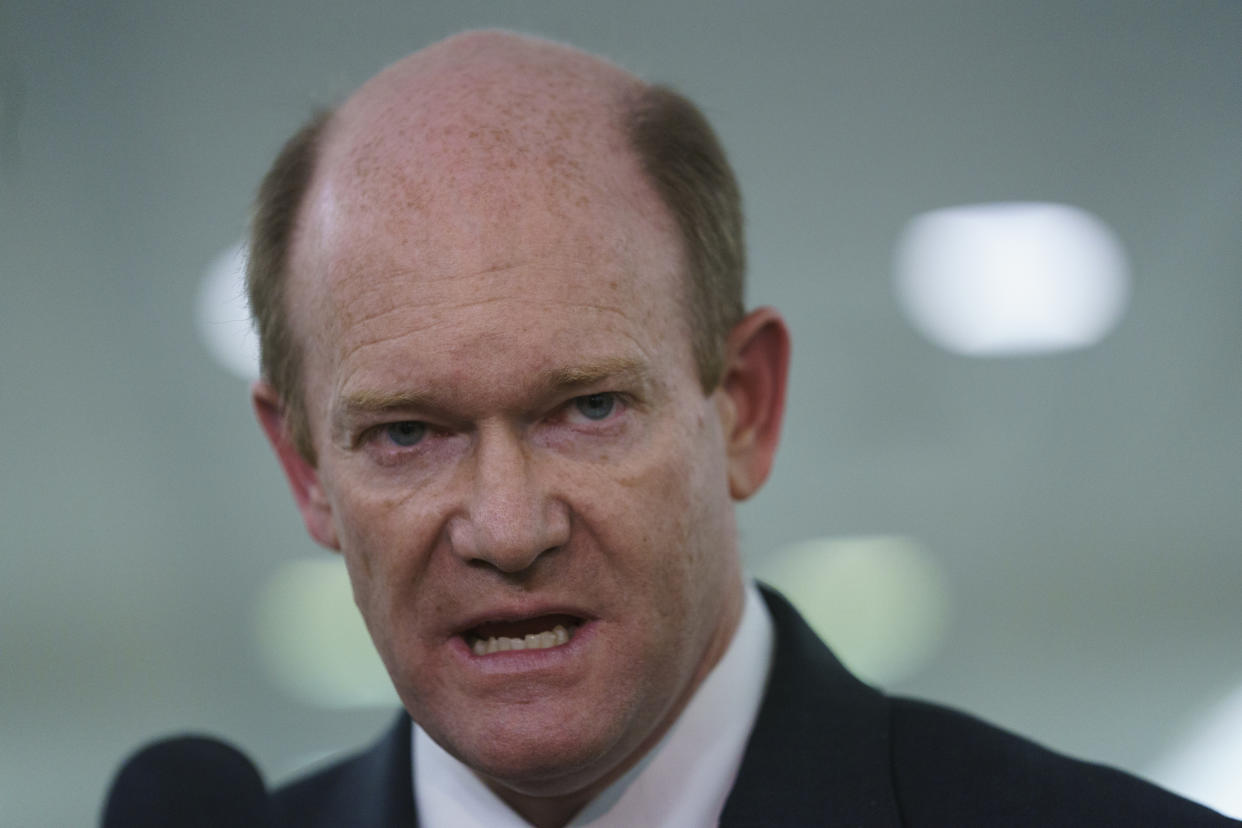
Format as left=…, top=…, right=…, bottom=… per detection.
left=894, top=202, right=1130, bottom=356
left=196, top=241, right=260, bottom=381
left=1147, top=681, right=1242, bottom=819
left=754, top=535, right=951, bottom=685
left=253, top=558, right=397, bottom=709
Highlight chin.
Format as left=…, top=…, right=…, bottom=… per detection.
left=429, top=700, right=639, bottom=797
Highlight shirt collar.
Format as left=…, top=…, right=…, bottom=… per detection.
left=413, top=580, right=775, bottom=827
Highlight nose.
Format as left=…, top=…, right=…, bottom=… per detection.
left=447, top=426, right=570, bottom=574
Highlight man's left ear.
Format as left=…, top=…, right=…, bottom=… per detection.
left=716, top=307, right=791, bottom=500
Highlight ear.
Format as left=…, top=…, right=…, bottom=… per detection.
left=716, top=307, right=791, bottom=500
left=251, top=381, right=340, bottom=550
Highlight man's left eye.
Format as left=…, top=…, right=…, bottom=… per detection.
left=572, top=393, right=617, bottom=421
left=384, top=421, right=427, bottom=447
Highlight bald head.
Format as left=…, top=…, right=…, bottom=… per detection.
left=321, top=32, right=639, bottom=220
left=334, top=31, right=640, bottom=167
left=302, top=32, right=654, bottom=303
left=248, top=30, right=745, bottom=460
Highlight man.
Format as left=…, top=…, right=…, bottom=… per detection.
left=248, top=29, right=1234, bottom=827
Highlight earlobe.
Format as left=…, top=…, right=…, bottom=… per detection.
left=251, top=381, right=340, bottom=550
left=718, top=308, right=791, bottom=500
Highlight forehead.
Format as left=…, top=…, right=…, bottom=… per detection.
left=284, top=40, right=690, bottom=400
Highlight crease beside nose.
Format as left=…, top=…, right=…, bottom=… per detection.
left=449, top=434, right=569, bottom=572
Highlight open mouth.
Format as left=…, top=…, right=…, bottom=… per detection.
left=465, top=614, right=583, bottom=656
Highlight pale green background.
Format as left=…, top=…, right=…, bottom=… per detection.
left=2, top=2, right=1240, bottom=824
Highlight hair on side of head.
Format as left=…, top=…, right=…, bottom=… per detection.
left=246, top=109, right=332, bottom=463
left=625, top=84, right=746, bottom=392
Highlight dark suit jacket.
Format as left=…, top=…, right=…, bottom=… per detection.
left=275, top=587, right=1237, bottom=826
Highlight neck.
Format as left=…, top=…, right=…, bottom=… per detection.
left=485, top=786, right=592, bottom=828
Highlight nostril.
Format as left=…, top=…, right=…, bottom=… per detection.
left=464, top=543, right=560, bottom=577
left=445, top=471, right=569, bottom=571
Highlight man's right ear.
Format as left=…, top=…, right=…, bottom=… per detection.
left=251, top=381, right=340, bottom=550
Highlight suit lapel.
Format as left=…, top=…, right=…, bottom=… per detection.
left=719, top=586, right=903, bottom=827
left=349, top=712, right=420, bottom=828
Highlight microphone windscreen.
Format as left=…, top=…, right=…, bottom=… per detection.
left=101, top=735, right=276, bottom=827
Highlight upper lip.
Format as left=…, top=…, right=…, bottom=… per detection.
left=452, top=603, right=595, bottom=636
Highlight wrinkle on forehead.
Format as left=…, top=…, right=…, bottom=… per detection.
left=330, top=252, right=647, bottom=336
left=337, top=291, right=656, bottom=371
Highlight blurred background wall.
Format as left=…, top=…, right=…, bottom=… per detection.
left=2, top=2, right=1239, bottom=824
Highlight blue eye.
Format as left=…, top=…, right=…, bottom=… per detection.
left=385, top=421, right=426, bottom=447
left=573, top=393, right=616, bottom=421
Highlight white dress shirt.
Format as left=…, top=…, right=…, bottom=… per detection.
left=413, top=581, right=775, bottom=827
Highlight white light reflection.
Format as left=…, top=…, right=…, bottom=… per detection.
left=894, top=202, right=1130, bottom=356
left=1147, top=681, right=1242, bottom=818
left=253, top=558, right=397, bottom=709
left=755, top=535, right=951, bottom=685
left=196, top=241, right=260, bottom=380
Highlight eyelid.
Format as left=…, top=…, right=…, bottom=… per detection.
left=349, top=391, right=631, bottom=446
left=572, top=389, right=622, bottom=404
left=354, top=418, right=427, bottom=448
left=562, top=390, right=628, bottom=421
left=384, top=420, right=427, bottom=444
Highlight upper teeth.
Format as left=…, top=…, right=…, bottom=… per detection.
left=472, top=624, right=571, bottom=655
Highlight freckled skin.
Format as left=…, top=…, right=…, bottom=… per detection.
left=280, top=31, right=747, bottom=826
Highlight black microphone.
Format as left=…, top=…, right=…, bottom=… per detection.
left=101, top=735, right=277, bottom=827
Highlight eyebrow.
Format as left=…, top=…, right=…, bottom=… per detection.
left=331, top=388, right=442, bottom=446
left=332, top=356, right=656, bottom=436
left=543, top=356, right=652, bottom=391
left=336, top=388, right=439, bottom=419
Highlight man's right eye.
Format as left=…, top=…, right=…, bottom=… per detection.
left=384, top=421, right=427, bottom=447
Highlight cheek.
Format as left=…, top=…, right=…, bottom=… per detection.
left=657, top=411, right=735, bottom=615
left=325, top=483, right=441, bottom=634
left=598, top=405, right=732, bottom=599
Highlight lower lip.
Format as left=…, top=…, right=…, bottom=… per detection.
left=451, top=620, right=598, bottom=675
